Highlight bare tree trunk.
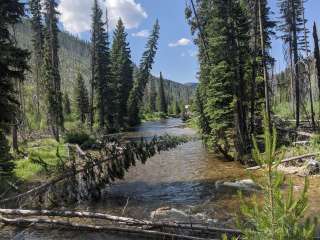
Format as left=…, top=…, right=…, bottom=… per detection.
left=250, top=1, right=258, bottom=134
left=301, top=0, right=315, bottom=129
left=258, top=0, right=271, bottom=126
left=291, top=0, right=300, bottom=128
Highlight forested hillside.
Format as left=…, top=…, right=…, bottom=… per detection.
left=14, top=21, right=195, bottom=112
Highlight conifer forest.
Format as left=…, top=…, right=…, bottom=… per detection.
left=2, top=0, right=320, bottom=239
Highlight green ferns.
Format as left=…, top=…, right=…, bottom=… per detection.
left=238, top=116, right=316, bottom=239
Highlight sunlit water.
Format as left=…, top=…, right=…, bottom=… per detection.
left=2, top=118, right=320, bottom=239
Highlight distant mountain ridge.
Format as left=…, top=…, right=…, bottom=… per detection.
left=14, top=20, right=196, bottom=104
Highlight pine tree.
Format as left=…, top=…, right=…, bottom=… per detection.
left=110, top=18, right=133, bottom=128
left=90, top=1, right=113, bottom=131
left=186, top=0, right=251, bottom=161
left=63, top=93, right=71, bottom=116
left=127, top=20, right=160, bottom=126
left=0, top=0, right=28, bottom=177
left=30, top=0, right=44, bottom=122
left=74, top=72, right=89, bottom=124
left=238, top=114, right=315, bottom=239
left=147, top=79, right=157, bottom=112
left=157, top=72, right=167, bottom=115
left=313, top=22, right=320, bottom=113
left=174, top=100, right=181, bottom=116
left=43, top=0, right=64, bottom=141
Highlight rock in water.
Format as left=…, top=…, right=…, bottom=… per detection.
left=215, top=179, right=260, bottom=192
left=304, top=159, right=320, bottom=175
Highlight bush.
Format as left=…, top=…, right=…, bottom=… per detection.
left=237, top=114, right=316, bottom=240
left=64, top=130, right=90, bottom=145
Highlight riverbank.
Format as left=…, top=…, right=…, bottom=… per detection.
left=2, top=118, right=320, bottom=239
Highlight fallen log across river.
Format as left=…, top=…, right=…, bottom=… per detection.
left=0, top=208, right=242, bottom=239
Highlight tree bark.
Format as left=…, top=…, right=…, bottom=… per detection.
left=258, top=0, right=271, bottom=128
left=290, top=0, right=300, bottom=128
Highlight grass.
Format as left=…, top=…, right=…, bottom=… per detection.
left=14, top=138, right=68, bottom=181
left=141, top=112, right=167, bottom=122
left=274, top=100, right=320, bottom=120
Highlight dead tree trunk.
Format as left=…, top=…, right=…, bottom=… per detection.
left=258, top=0, right=271, bottom=126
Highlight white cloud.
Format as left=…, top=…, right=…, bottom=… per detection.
left=58, top=0, right=148, bottom=34
left=132, top=29, right=149, bottom=38
left=169, top=38, right=191, bottom=47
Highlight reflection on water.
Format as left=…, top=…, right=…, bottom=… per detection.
left=2, top=118, right=319, bottom=239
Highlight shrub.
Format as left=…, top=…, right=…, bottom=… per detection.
left=64, top=130, right=90, bottom=145
left=237, top=114, right=316, bottom=240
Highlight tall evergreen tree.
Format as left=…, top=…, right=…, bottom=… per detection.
left=313, top=22, right=320, bottom=114
left=110, top=18, right=133, bottom=128
left=186, top=0, right=251, bottom=161
left=127, top=20, right=160, bottom=126
left=0, top=0, right=28, bottom=177
left=157, top=72, right=167, bottom=114
left=147, top=79, right=157, bottom=112
left=90, top=1, right=113, bottom=131
left=74, top=72, right=89, bottom=124
left=63, top=93, right=71, bottom=116
left=30, top=0, right=44, bottom=122
left=43, top=0, right=64, bottom=141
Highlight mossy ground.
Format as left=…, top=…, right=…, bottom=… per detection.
left=13, top=138, right=68, bottom=181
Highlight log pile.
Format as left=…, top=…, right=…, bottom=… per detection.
left=0, top=208, right=241, bottom=240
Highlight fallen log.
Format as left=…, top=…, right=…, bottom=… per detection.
left=280, top=152, right=320, bottom=164
left=293, top=141, right=310, bottom=146
left=0, top=215, right=215, bottom=240
left=0, top=208, right=241, bottom=236
left=247, top=152, right=320, bottom=170
left=0, top=153, right=114, bottom=204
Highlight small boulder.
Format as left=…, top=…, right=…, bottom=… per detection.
left=304, top=159, right=320, bottom=175
left=215, top=179, right=260, bottom=192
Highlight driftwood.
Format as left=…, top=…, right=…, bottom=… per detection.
left=0, top=215, right=216, bottom=240
left=0, top=208, right=241, bottom=236
left=247, top=152, right=320, bottom=170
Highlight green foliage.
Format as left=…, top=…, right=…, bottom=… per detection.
left=0, top=130, right=14, bottom=179
left=238, top=115, right=316, bottom=240
left=74, top=72, right=89, bottom=123
left=157, top=72, right=168, bottom=115
left=14, top=138, right=67, bottom=181
left=127, top=20, right=160, bottom=126
left=90, top=0, right=114, bottom=131
left=273, top=102, right=294, bottom=119
left=0, top=0, right=29, bottom=126
left=43, top=0, right=64, bottom=141
left=141, top=112, right=167, bottom=122
left=63, top=92, right=71, bottom=116
left=110, top=18, right=133, bottom=128
left=0, top=0, right=28, bottom=180
left=64, top=130, right=90, bottom=146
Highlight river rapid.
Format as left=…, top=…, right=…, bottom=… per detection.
left=2, top=118, right=319, bottom=239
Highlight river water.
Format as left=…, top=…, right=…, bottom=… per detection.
left=2, top=118, right=319, bottom=239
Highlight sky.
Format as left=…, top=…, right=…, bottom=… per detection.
left=56, top=0, right=320, bottom=84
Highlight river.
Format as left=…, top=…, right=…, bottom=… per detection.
left=1, top=118, right=319, bottom=239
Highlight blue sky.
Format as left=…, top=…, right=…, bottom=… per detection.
left=57, top=0, right=320, bottom=84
